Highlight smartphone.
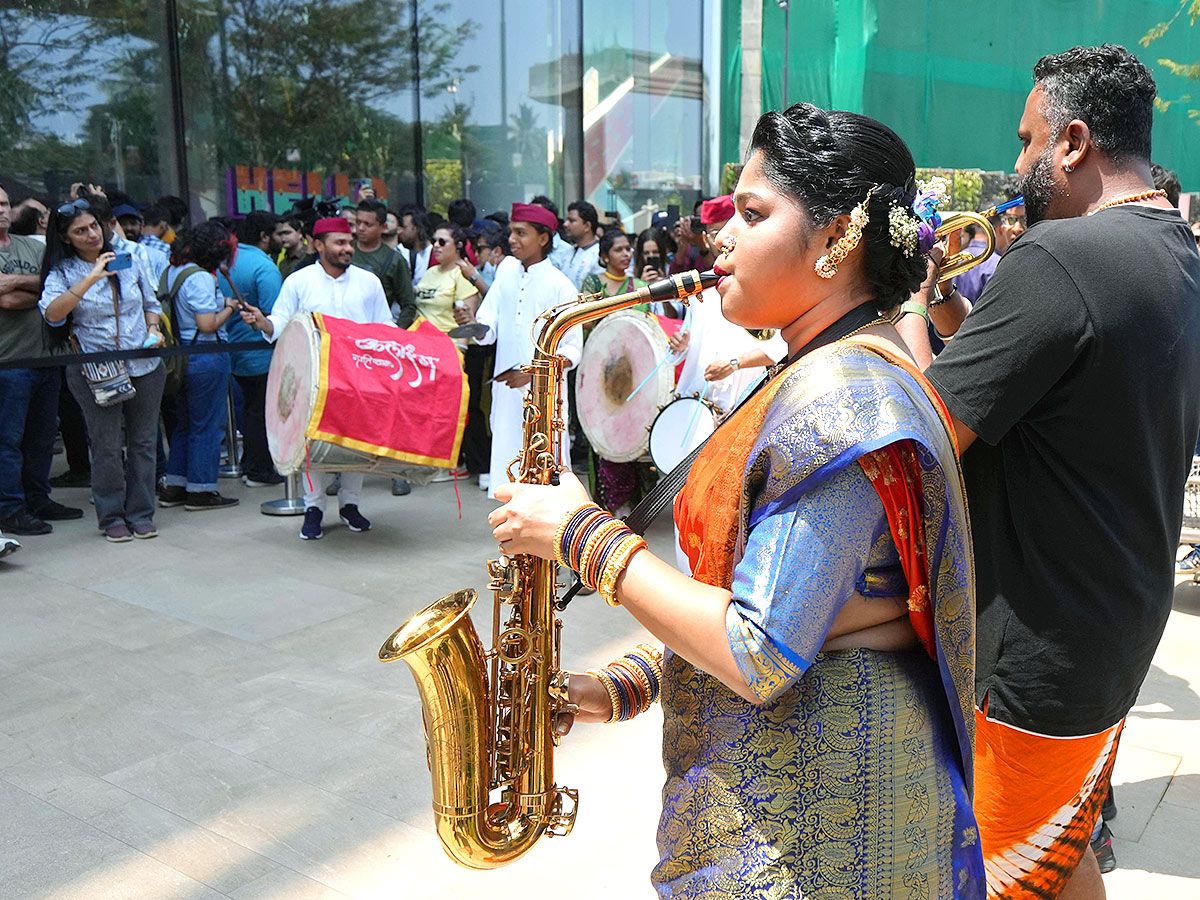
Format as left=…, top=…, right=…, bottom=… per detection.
left=690, top=214, right=703, bottom=232
left=106, top=252, right=132, bottom=272
left=667, top=204, right=680, bottom=223
left=644, top=255, right=663, bottom=271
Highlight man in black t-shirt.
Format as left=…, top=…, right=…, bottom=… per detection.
left=900, top=46, right=1200, bottom=899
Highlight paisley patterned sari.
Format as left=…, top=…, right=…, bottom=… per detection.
left=658, top=338, right=985, bottom=899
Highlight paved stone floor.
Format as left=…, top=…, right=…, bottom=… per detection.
left=2, top=469, right=1199, bottom=899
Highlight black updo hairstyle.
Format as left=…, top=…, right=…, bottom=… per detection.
left=598, top=228, right=629, bottom=265
left=170, top=221, right=235, bottom=272
left=749, top=103, right=928, bottom=312
left=434, top=222, right=469, bottom=261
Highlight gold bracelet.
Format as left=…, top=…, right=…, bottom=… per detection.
left=588, top=668, right=621, bottom=723
left=598, top=534, right=646, bottom=606
left=578, top=518, right=627, bottom=589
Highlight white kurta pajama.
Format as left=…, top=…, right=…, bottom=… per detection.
left=264, top=261, right=395, bottom=511
left=473, top=257, right=583, bottom=499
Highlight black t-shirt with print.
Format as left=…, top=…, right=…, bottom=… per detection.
left=927, top=205, right=1200, bottom=736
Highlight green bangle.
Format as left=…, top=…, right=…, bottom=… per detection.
left=898, top=300, right=929, bottom=322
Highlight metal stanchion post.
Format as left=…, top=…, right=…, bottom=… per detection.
left=261, top=471, right=306, bottom=516
left=218, top=382, right=243, bottom=479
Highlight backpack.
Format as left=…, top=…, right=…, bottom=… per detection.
left=155, top=265, right=205, bottom=396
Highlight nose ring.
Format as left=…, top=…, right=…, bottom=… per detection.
left=719, top=236, right=736, bottom=255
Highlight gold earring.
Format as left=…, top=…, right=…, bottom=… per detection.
left=815, top=200, right=869, bottom=279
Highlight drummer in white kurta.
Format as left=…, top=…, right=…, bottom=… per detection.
left=240, top=216, right=394, bottom=540
left=455, top=202, right=583, bottom=499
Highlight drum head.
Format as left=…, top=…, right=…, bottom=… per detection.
left=576, top=310, right=672, bottom=463
left=649, top=396, right=716, bottom=473
left=265, top=313, right=320, bottom=475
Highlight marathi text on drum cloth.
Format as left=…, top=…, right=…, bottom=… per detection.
left=310, top=314, right=468, bottom=468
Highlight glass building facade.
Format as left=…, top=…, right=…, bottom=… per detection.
left=0, top=0, right=717, bottom=224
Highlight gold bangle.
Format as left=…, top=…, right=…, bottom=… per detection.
left=578, top=519, right=626, bottom=589
left=588, top=668, right=621, bottom=724
left=598, top=534, right=646, bottom=606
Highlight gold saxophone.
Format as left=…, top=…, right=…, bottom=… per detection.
left=378, top=270, right=717, bottom=869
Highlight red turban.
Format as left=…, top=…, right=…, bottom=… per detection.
left=700, top=194, right=735, bottom=225
left=313, top=217, right=353, bottom=236
left=511, top=202, right=559, bottom=231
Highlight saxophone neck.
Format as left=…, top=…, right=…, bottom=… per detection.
left=535, top=269, right=716, bottom=359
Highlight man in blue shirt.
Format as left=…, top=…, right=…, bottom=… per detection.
left=218, top=210, right=284, bottom=486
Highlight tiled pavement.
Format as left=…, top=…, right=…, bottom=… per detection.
left=2, top=471, right=1198, bottom=898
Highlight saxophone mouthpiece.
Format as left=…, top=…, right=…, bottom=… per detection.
left=644, top=269, right=717, bottom=302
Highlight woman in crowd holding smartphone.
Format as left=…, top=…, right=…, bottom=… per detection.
left=40, top=199, right=166, bottom=543
left=418, top=223, right=481, bottom=480
left=157, top=222, right=242, bottom=511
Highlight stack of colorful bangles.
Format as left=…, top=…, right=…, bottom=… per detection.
left=553, top=503, right=647, bottom=606
left=587, top=644, right=665, bottom=723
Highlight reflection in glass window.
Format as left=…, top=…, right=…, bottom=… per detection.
left=582, top=0, right=704, bottom=230
left=0, top=3, right=176, bottom=206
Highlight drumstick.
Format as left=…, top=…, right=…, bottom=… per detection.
left=682, top=380, right=711, bottom=447
left=625, top=352, right=673, bottom=403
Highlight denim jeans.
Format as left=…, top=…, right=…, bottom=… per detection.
left=234, top=372, right=277, bottom=481
left=65, top=363, right=165, bottom=529
left=0, top=366, right=59, bottom=518
left=165, top=352, right=231, bottom=493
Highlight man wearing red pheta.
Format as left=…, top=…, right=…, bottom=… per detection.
left=240, top=217, right=393, bottom=540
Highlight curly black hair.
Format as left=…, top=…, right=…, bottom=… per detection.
left=170, top=221, right=234, bottom=272
left=749, top=103, right=928, bottom=312
left=1033, top=45, right=1156, bottom=163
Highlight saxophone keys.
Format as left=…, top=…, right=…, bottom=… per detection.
left=545, top=787, right=579, bottom=838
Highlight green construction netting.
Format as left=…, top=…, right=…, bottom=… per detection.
left=750, top=0, right=1200, bottom=188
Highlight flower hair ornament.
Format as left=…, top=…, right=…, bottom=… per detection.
left=888, top=176, right=949, bottom=258
left=815, top=187, right=876, bottom=279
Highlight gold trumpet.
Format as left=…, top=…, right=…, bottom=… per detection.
left=934, top=211, right=996, bottom=282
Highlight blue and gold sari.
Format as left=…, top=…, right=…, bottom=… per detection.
left=660, top=338, right=985, bottom=899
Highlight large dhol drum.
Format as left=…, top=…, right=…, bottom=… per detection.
left=576, top=310, right=674, bottom=463
left=266, top=313, right=463, bottom=479
left=649, top=394, right=719, bottom=473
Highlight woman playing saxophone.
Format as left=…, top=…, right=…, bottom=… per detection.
left=488, top=104, right=987, bottom=898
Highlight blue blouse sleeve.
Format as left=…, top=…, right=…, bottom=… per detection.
left=178, top=270, right=219, bottom=314
left=39, top=268, right=69, bottom=325
left=726, top=462, right=900, bottom=702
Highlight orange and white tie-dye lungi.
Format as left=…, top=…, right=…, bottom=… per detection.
left=973, top=702, right=1122, bottom=899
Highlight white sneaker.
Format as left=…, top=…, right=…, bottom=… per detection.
left=478, top=474, right=490, bottom=491
left=0, top=535, right=20, bottom=560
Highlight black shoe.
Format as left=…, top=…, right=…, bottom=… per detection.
left=300, top=506, right=323, bottom=540
left=242, top=473, right=285, bottom=487
left=391, top=478, right=411, bottom=496
left=158, top=485, right=187, bottom=507
left=29, top=499, right=83, bottom=521
left=0, top=512, right=52, bottom=536
left=49, top=470, right=91, bottom=488
left=1092, top=820, right=1116, bottom=873
left=339, top=504, right=371, bottom=532
left=1102, top=786, right=1117, bottom=822
left=184, top=491, right=240, bottom=511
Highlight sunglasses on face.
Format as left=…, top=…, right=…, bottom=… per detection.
left=1003, top=215, right=1026, bottom=226
left=433, top=237, right=452, bottom=246
left=57, top=198, right=90, bottom=217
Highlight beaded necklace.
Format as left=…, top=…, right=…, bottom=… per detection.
left=1088, top=189, right=1168, bottom=216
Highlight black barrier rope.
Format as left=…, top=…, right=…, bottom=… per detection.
left=0, top=340, right=272, bottom=371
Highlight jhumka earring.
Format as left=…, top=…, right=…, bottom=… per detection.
left=815, top=193, right=871, bottom=279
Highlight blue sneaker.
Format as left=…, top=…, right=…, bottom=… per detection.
left=300, top=507, right=323, bottom=540
left=339, top=504, right=371, bottom=532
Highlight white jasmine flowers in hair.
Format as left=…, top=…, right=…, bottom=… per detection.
left=888, top=204, right=920, bottom=257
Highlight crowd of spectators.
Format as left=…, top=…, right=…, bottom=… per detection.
left=0, top=179, right=707, bottom=553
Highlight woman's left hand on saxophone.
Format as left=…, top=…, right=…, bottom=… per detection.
left=489, top=471, right=591, bottom=558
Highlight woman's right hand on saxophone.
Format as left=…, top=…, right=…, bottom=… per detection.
left=552, top=673, right=612, bottom=735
